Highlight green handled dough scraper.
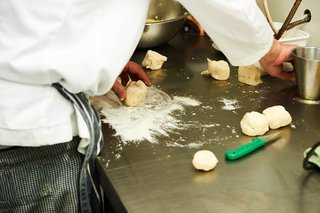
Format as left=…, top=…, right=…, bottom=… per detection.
left=225, top=132, right=282, bottom=160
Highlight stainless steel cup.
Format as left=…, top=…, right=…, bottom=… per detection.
left=292, top=47, right=320, bottom=101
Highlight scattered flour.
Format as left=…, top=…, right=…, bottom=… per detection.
left=218, top=98, right=241, bottom=110
left=91, top=87, right=201, bottom=144
left=202, top=106, right=213, bottom=110
left=92, top=87, right=241, bottom=155
left=203, top=124, right=220, bottom=128
left=172, top=96, right=201, bottom=106
left=166, top=142, right=204, bottom=149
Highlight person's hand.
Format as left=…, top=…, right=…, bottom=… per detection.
left=112, top=61, right=151, bottom=101
left=259, top=39, right=297, bottom=83
left=184, top=15, right=206, bottom=36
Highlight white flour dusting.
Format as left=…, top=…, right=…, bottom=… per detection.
left=91, top=87, right=201, bottom=144
left=218, top=98, right=241, bottom=110
left=166, top=142, right=203, bottom=149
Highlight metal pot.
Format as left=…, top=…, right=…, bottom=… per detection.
left=137, top=0, right=188, bottom=48
left=292, top=46, right=320, bottom=102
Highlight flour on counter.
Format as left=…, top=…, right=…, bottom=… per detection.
left=218, top=98, right=241, bottom=110
left=91, top=87, right=201, bottom=144
left=166, top=142, right=204, bottom=149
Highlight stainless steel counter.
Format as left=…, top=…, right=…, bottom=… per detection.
left=96, top=34, right=320, bottom=213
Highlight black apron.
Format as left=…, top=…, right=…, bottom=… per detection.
left=0, top=83, right=104, bottom=213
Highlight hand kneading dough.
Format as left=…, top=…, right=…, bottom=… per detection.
left=142, top=50, right=167, bottom=70
left=124, top=80, right=148, bottom=107
left=238, top=65, right=263, bottom=86
left=192, top=150, right=218, bottom=171
left=262, top=105, right=292, bottom=129
left=240, top=111, right=269, bottom=136
left=201, top=59, right=230, bottom=80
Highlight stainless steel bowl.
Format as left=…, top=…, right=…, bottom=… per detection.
left=137, top=0, right=188, bottom=48
left=292, top=46, right=320, bottom=102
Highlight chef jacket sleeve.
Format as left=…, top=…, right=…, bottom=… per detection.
left=0, top=0, right=149, bottom=96
left=178, top=0, right=274, bottom=66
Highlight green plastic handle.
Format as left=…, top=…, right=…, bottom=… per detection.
left=225, top=138, right=266, bottom=160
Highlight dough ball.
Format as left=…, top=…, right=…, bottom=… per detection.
left=201, top=59, right=230, bottom=80
left=192, top=150, right=218, bottom=171
left=240, top=111, right=269, bottom=136
left=262, top=105, right=292, bottom=129
left=238, top=65, right=263, bottom=86
left=142, top=50, right=167, bottom=70
left=124, top=80, right=148, bottom=107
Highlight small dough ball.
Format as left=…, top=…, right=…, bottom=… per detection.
left=124, top=80, right=148, bottom=107
left=202, top=59, right=230, bottom=80
left=240, top=111, right=269, bottom=136
left=142, top=50, right=167, bottom=70
left=192, top=150, right=218, bottom=171
left=262, top=105, right=292, bottom=129
left=238, top=65, right=263, bottom=86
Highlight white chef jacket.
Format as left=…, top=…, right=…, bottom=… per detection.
left=0, top=0, right=273, bottom=147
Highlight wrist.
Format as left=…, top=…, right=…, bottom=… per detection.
left=259, top=39, right=281, bottom=65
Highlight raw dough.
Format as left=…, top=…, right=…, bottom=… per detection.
left=142, top=50, right=167, bottom=70
left=262, top=105, right=292, bottom=129
left=192, top=150, right=218, bottom=171
left=238, top=65, right=263, bottom=86
left=201, top=59, right=230, bottom=80
left=124, top=80, right=148, bottom=107
left=240, top=111, right=269, bottom=136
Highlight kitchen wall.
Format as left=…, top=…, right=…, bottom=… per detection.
left=256, top=0, right=320, bottom=46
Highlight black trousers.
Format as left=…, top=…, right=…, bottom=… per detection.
left=0, top=137, right=83, bottom=213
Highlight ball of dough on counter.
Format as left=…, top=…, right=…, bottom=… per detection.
left=192, top=150, right=218, bottom=171
left=201, top=59, right=230, bottom=80
left=124, top=80, right=148, bottom=107
left=238, top=65, right=263, bottom=86
left=141, top=50, right=167, bottom=70
left=240, top=111, right=269, bottom=136
left=262, top=105, right=292, bottom=129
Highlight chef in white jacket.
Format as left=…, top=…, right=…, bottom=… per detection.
left=0, top=0, right=296, bottom=212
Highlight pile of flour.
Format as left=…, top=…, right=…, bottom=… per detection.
left=91, top=86, right=201, bottom=144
